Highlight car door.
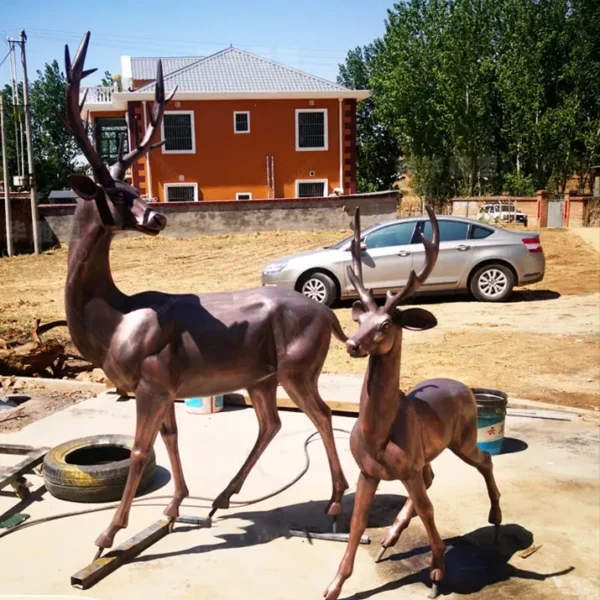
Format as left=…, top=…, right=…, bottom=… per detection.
left=411, top=219, right=472, bottom=289
left=342, top=221, right=418, bottom=295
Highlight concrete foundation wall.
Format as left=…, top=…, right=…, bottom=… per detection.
left=32, top=191, right=399, bottom=247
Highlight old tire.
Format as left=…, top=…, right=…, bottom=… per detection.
left=470, top=264, right=515, bottom=302
left=300, top=272, right=337, bottom=306
left=43, top=434, right=156, bottom=503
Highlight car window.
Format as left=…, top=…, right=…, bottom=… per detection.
left=471, top=225, right=493, bottom=239
left=365, top=223, right=415, bottom=249
left=422, top=220, right=469, bottom=242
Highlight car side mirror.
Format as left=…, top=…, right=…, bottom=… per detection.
left=360, top=242, right=367, bottom=251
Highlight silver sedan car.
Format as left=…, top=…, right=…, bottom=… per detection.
left=262, top=216, right=545, bottom=305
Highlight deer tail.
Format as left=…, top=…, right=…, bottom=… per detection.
left=328, top=310, right=348, bottom=343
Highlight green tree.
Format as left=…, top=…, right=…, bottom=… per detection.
left=100, top=70, right=113, bottom=87
left=1, top=61, right=79, bottom=198
left=29, top=60, right=80, bottom=197
left=338, top=43, right=400, bottom=192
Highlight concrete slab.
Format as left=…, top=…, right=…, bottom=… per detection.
left=0, top=391, right=598, bottom=600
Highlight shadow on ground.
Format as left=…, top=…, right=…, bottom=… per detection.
left=360, top=524, right=573, bottom=598
left=132, top=493, right=571, bottom=599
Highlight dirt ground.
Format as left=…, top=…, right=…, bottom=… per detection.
left=0, top=228, right=598, bottom=409
left=0, top=378, right=94, bottom=433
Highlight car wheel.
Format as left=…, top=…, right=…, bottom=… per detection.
left=300, top=272, right=337, bottom=306
left=43, top=434, right=156, bottom=503
left=470, top=264, right=515, bottom=302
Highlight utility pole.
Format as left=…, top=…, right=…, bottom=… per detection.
left=19, top=30, right=40, bottom=254
left=1, top=96, right=14, bottom=256
left=8, top=39, right=24, bottom=179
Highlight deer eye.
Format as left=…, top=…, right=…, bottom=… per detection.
left=381, top=321, right=391, bottom=333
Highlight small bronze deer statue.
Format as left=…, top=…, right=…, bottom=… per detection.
left=57, top=33, right=350, bottom=555
left=324, top=207, right=502, bottom=600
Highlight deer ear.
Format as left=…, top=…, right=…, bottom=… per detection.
left=400, top=308, right=437, bottom=331
left=351, top=300, right=366, bottom=322
left=67, top=174, right=98, bottom=200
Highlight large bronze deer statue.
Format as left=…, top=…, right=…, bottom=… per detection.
left=57, top=32, right=349, bottom=554
left=323, top=207, right=503, bottom=600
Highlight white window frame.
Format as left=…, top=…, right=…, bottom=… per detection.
left=295, top=179, right=329, bottom=198
left=233, top=111, right=250, bottom=134
left=164, top=182, right=199, bottom=202
left=161, top=110, right=196, bottom=154
left=235, top=192, right=253, bottom=200
left=295, top=109, right=328, bottom=152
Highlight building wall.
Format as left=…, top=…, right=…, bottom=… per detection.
left=143, top=98, right=349, bottom=201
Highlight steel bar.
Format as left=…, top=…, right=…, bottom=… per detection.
left=289, top=529, right=370, bottom=544
left=175, top=514, right=212, bottom=527
left=71, top=519, right=170, bottom=589
left=0, top=447, right=48, bottom=490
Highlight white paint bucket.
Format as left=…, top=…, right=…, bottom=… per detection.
left=184, top=396, right=224, bottom=415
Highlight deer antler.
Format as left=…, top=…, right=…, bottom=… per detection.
left=346, top=208, right=378, bottom=311
left=383, top=205, right=439, bottom=313
left=109, top=60, right=177, bottom=181
left=55, top=31, right=113, bottom=187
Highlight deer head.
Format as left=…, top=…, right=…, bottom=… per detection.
left=345, top=206, right=440, bottom=358
left=56, top=32, right=176, bottom=236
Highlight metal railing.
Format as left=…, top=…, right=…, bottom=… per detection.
left=81, top=86, right=113, bottom=104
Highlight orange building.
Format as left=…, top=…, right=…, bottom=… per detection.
left=83, top=48, right=370, bottom=202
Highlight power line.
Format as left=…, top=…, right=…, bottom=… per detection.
left=24, top=27, right=348, bottom=59
left=0, top=48, right=11, bottom=70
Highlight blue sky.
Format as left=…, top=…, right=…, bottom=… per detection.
left=1, top=0, right=392, bottom=87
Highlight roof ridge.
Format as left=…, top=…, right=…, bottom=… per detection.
left=135, top=49, right=232, bottom=92
left=225, top=47, right=349, bottom=91
left=134, top=46, right=350, bottom=93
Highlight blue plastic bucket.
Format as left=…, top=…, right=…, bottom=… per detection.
left=472, top=388, right=508, bottom=455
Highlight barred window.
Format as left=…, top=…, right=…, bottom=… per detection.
left=296, top=180, right=327, bottom=198
left=162, top=112, right=195, bottom=153
left=234, top=111, right=250, bottom=133
left=165, top=184, right=198, bottom=202
left=296, top=110, right=328, bottom=150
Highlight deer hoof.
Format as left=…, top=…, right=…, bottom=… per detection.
left=429, top=582, right=440, bottom=599
left=95, top=531, right=115, bottom=550
left=375, top=547, right=388, bottom=563
left=163, top=502, right=180, bottom=519
left=326, top=501, right=343, bottom=517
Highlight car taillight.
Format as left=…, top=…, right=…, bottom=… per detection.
left=522, top=237, right=542, bottom=253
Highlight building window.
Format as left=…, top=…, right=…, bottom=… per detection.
left=164, top=183, right=198, bottom=202
left=296, top=180, right=328, bottom=198
left=162, top=111, right=195, bottom=153
left=236, top=193, right=252, bottom=200
left=94, top=117, right=128, bottom=164
left=234, top=111, right=250, bottom=134
left=296, top=109, right=328, bottom=151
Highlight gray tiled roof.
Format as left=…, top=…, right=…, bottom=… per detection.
left=135, top=47, right=350, bottom=94
left=131, top=57, right=203, bottom=80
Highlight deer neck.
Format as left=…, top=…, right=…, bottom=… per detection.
left=65, top=201, right=125, bottom=365
left=358, top=335, right=403, bottom=455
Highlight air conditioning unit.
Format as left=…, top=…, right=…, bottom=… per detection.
left=13, top=175, right=25, bottom=187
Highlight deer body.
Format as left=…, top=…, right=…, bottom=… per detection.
left=59, top=33, right=349, bottom=553
left=324, top=207, right=502, bottom=600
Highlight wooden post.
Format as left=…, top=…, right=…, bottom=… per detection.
left=0, top=96, right=13, bottom=256
left=563, top=191, right=571, bottom=227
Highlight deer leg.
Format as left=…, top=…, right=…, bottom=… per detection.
left=210, top=377, right=281, bottom=517
left=403, top=475, right=446, bottom=598
left=95, top=386, right=173, bottom=550
left=279, top=372, right=349, bottom=517
left=160, top=403, right=189, bottom=520
left=452, top=443, right=502, bottom=537
left=376, top=464, right=434, bottom=563
left=323, top=473, right=379, bottom=600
